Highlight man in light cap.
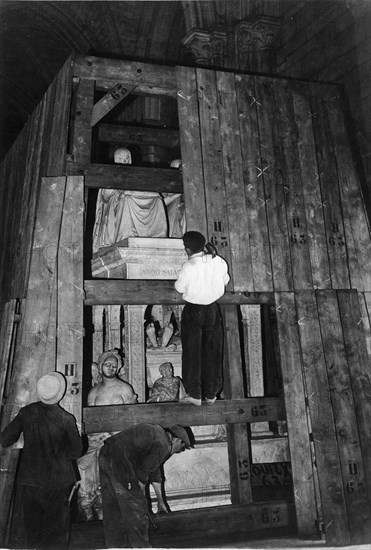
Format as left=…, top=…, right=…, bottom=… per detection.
left=98, top=422, right=193, bottom=548
left=0, top=371, right=82, bottom=549
left=175, top=231, right=230, bottom=405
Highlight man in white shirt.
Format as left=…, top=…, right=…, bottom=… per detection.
left=175, top=231, right=230, bottom=406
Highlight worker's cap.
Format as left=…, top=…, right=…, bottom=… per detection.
left=169, top=425, right=193, bottom=449
left=37, top=372, right=66, bottom=404
left=182, top=231, right=205, bottom=253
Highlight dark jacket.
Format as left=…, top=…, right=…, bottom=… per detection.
left=0, top=401, right=82, bottom=488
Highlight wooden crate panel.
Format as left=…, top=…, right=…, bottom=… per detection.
left=176, top=66, right=207, bottom=235
left=291, top=82, right=331, bottom=290
left=309, top=85, right=350, bottom=289
left=196, top=68, right=233, bottom=284
left=216, top=71, right=253, bottom=291
left=275, top=292, right=317, bottom=537
left=235, top=74, right=273, bottom=292
left=256, top=79, right=293, bottom=292
left=325, top=89, right=371, bottom=291
left=295, top=291, right=349, bottom=545
left=316, top=290, right=371, bottom=544
left=274, top=81, right=313, bottom=291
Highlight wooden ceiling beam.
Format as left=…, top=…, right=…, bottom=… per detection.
left=98, top=123, right=180, bottom=148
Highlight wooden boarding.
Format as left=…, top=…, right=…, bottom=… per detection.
left=222, top=305, right=252, bottom=504
left=309, top=84, right=350, bottom=289
left=316, top=290, right=371, bottom=544
left=235, top=73, right=273, bottom=292
left=196, top=68, right=233, bottom=282
left=325, top=89, right=371, bottom=291
left=0, top=300, right=17, bottom=409
left=67, top=163, right=183, bottom=193
left=256, top=78, right=293, bottom=292
left=216, top=71, right=253, bottom=291
left=82, top=397, right=286, bottom=433
left=295, top=291, right=349, bottom=545
left=84, top=279, right=275, bottom=306
left=274, top=81, right=313, bottom=291
left=0, top=176, right=67, bottom=541
left=175, top=66, right=207, bottom=234
left=275, top=292, right=317, bottom=537
left=57, top=176, right=84, bottom=424
left=291, top=83, right=331, bottom=290
left=74, top=55, right=177, bottom=97
left=98, top=124, right=180, bottom=149
left=337, top=291, right=371, bottom=504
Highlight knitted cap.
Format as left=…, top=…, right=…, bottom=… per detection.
left=37, top=372, right=66, bottom=404
left=182, top=231, right=205, bottom=253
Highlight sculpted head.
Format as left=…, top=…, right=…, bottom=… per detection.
left=114, top=147, right=132, bottom=165
left=159, top=362, right=174, bottom=378
left=97, top=350, right=123, bottom=380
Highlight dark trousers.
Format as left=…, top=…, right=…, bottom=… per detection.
left=16, top=484, right=71, bottom=550
left=181, top=302, right=223, bottom=400
left=99, top=445, right=151, bottom=548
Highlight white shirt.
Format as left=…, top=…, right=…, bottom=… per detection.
left=174, top=252, right=230, bottom=305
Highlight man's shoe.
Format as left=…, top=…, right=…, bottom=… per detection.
left=179, top=395, right=201, bottom=406
left=204, top=397, right=216, bottom=405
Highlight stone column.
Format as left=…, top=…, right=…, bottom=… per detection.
left=124, top=305, right=146, bottom=402
left=92, top=306, right=104, bottom=361
left=234, top=15, right=280, bottom=73
left=240, top=304, right=272, bottom=436
left=182, top=28, right=227, bottom=66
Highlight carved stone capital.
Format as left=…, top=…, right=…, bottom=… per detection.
left=234, top=15, right=280, bottom=72
left=249, top=14, right=280, bottom=51
left=182, top=28, right=227, bottom=65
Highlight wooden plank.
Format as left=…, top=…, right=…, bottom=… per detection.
left=316, top=290, right=370, bottom=544
left=291, top=82, right=331, bottom=289
left=256, top=78, right=293, bottom=292
left=222, top=305, right=252, bottom=504
left=325, top=88, right=371, bottom=291
left=67, top=162, right=183, bottom=193
left=57, top=176, right=84, bottom=426
left=84, top=279, right=275, bottom=306
left=196, top=68, right=233, bottom=283
left=274, top=81, right=313, bottom=290
left=337, top=290, right=371, bottom=505
left=98, top=123, right=180, bottom=148
left=235, top=73, right=273, bottom=292
left=74, top=55, right=177, bottom=97
left=295, top=291, right=349, bottom=545
left=309, top=84, right=350, bottom=289
left=216, top=71, right=253, bottom=291
left=175, top=66, right=207, bottom=235
left=0, top=176, right=67, bottom=541
left=70, top=501, right=295, bottom=549
left=275, top=291, right=317, bottom=537
left=0, top=300, right=17, bottom=408
left=82, top=397, right=286, bottom=434
left=71, top=78, right=95, bottom=164
left=91, top=82, right=138, bottom=126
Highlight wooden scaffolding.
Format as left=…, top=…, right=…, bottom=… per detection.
left=0, top=54, right=370, bottom=546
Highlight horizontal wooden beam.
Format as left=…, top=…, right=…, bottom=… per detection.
left=70, top=501, right=295, bottom=548
left=98, top=123, right=180, bottom=148
left=66, top=163, right=183, bottom=193
left=74, top=55, right=177, bottom=97
left=84, top=279, right=275, bottom=306
left=82, top=397, right=285, bottom=433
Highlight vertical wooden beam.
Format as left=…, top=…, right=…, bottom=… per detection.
left=57, top=175, right=84, bottom=425
left=275, top=292, right=317, bottom=537
left=71, top=78, right=95, bottom=164
left=316, top=290, right=370, bottom=544
left=175, top=66, right=207, bottom=235
left=295, top=291, right=349, bottom=545
left=222, top=305, right=253, bottom=505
